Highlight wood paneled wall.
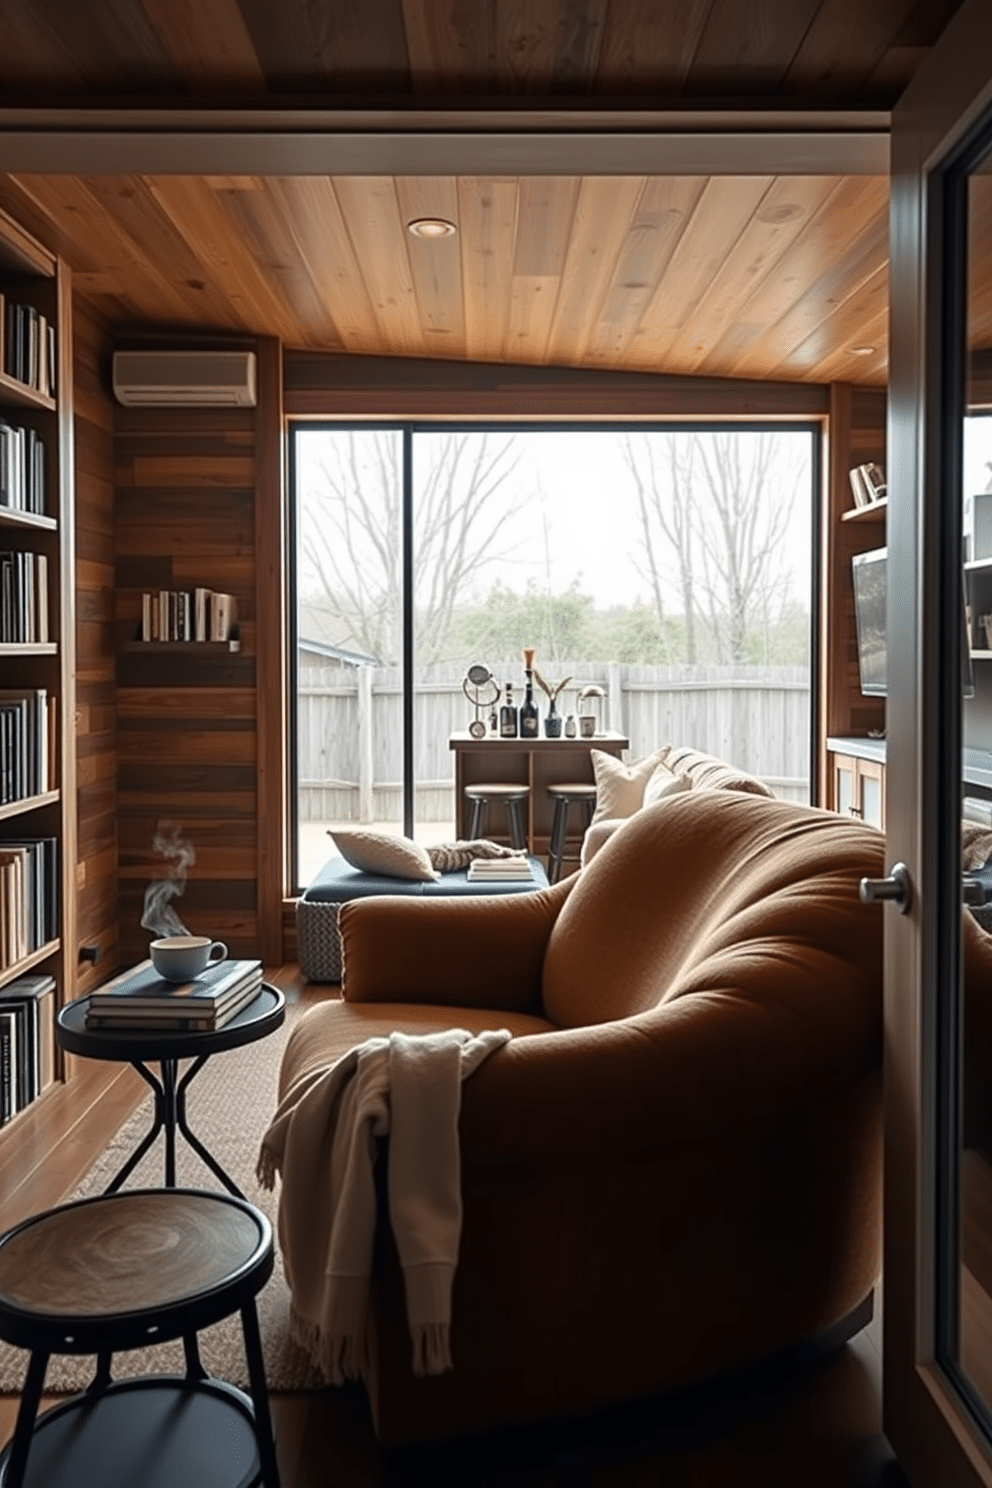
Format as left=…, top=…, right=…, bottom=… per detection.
left=73, top=301, right=119, bottom=992
left=819, top=382, right=887, bottom=797
left=114, top=397, right=262, bottom=966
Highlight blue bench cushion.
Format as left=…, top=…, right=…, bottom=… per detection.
left=302, top=852, right=548, bottom=903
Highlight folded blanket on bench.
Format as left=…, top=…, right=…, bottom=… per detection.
left=258, top=1026, right=510, bottom=1382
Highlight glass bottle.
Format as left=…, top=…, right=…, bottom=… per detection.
left=520, top=670, right=539, bottom=738
left=499, top=683, right=518, bottom=738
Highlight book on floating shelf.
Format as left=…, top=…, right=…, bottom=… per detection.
left=86, top=957, right=263, bottom=1031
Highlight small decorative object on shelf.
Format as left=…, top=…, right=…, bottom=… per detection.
left=499, top=682, right=519, bottom=738
left=520, top=649, right=539, bottom=739
left=461, top=663, right=499, bottom=740
left=534, top=668, right=570, bottom=739
left=578, top=684, right=606, bottom=737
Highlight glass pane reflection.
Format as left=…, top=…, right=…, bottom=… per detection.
left=959, top=148, right=992, bottom=1415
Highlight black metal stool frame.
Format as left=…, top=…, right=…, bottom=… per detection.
left=0, top=1189, right=280, bottom=1488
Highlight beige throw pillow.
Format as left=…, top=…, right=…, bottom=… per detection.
left=590, top=747, right=672, bottom=825
left=642, top=760, right=692, bottom=808
left=328, top=828, right=439, bottom=881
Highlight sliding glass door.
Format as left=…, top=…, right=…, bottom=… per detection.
left=291, top=422, right=817, bottom=890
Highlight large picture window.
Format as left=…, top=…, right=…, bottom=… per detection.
left=291, top=423, right=818, bottom=888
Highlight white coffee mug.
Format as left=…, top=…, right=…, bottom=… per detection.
left=150, top=935, right=228, bottom=982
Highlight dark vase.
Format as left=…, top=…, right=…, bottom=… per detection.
left=543, top=704, right=562, bottom=738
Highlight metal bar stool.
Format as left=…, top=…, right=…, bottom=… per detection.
left=464, top=784, right=529, bottom=849
left=546, top=783, right=598, bottom=883
left=0, top=1188, right=280, bottom=1488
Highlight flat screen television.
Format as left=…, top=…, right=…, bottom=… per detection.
left=851, top=545, right=975, bottom=698
left=852, top=547, right=887, bottom=696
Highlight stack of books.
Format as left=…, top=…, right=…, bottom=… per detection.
left=0, top=972, right=55, bottom=1126
left=85, top=958, right=263, bottom=1032
left=466, top=856, right=534, bottom=883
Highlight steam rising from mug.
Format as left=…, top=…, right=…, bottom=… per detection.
left=140, top=821, right=195, bottom=938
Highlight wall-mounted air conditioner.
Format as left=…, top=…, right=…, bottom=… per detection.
left=112, top=350, right=257, bottom=407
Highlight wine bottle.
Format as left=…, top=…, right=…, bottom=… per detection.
left=499, top=683, right=518, bottom=738
left=520, top=669, right=539, bottom=738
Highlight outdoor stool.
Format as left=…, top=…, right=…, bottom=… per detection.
left=0, top=1188, right=280, bottom=1488
left=464, top=783, right=529, bottom=848
left=547, top=782, right=598, bottom=883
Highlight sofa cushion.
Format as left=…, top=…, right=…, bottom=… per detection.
left=664, top=745, right=774, bottom=798
left=328, top=828, right=439, bottom=881
left=543, top=791, right=885, bottom=1040
left=590, top=747, right=673, bottom=825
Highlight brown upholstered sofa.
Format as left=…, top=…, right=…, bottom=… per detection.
left=277, top=788, right=887, bottom=1445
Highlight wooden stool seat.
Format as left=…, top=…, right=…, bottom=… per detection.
left=0, top=1189, right=280, bottom=1488
left=464, top=783, right=529, bottom=849
left=547, top=782, right=598, bottom=883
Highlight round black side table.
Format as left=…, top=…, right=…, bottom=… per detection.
left=56, top=984, right=285, bottom=1197
left=0, top=1188, right=280, bottom=1488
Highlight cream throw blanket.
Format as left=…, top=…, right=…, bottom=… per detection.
left=257, top=1027, right=510, bottom=1383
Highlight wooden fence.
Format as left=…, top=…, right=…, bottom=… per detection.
left=297, top=661, right=810, bottom=824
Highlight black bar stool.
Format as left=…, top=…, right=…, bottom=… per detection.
left=546, top=783, right=598, bottom=883
left=464, top=784, right=529, bottom=849
left=0, top=1188, right=280, bottom=1488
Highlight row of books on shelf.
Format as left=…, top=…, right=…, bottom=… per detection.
left=0, top=419, right=45, bottom=516
left=0, top=837, right=58, bottom=971
left=86, top=957, right=263, bottom=1031
left=140, top=589, right=239, bottom=644
left=3, top=297, right=56, bottom=398
left=0, top=972, right=55, bottom=1126
left=0, top=549, right=48, bottom=643
left=0, top=689, right=54, bottom=804
left=848, top=462, right=887, bottom=509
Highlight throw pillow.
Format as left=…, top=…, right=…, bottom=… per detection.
left=642, top=760, right=692, bottom=808
left=428, top=839, right=521, bottom=873
left=590, top=747, right=671, bottom=825
left=328, top=828, right=439, bottom=881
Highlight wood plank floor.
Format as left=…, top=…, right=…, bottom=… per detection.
left=0, top=964, right=907, bottom=1486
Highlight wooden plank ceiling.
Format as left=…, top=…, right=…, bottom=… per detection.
left=0, top=0, right=960, bottom=102
left=0, top=0, right=964, bottom=386
left=0, top=170, right=890, bottom=384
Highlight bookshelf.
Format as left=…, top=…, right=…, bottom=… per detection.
left=0, top=205, right=75, bottom=1130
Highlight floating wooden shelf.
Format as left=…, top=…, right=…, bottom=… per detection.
left=121, top=639, right=241, bottom=654
left=0, top=643, right=57, bottom=656
left=0, top=369, right=56, bottom=412
left=0, top=507, right=56, bottom=532
left=0, top=790, right=58, bottom=823
left=841, top=496, right=888, bottom=522
left=0, top=939, right=60, bottom=994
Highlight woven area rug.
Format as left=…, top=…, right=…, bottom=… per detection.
left=0, top=997, right=328, bottom=1396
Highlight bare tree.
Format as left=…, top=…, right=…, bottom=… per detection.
left=622, top=435, right=697, bottom=662
left=299, top=431, right=521, bottom=664
left=623, top=430, right=802, bottom=664
left=692, top=432, right=797, bottom=664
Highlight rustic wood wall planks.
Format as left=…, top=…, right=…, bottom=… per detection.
left=114, top=402, right=261, bottom=966
left=73, top=300, right=119, bottom=992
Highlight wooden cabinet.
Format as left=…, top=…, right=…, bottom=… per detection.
left=830, top=747, right=885, bottom=830
left=450, top=732, right=628, bottom=860
left=0, top=207, right=75, bottom=1127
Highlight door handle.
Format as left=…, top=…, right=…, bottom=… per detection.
left=859, top=862, right=912, bottom=914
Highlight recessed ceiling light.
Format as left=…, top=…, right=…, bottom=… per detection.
left=850, top=346, right=876, bottom=356
left=407, top=218, right=456, bottom=239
